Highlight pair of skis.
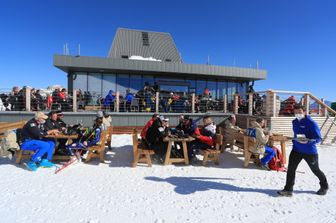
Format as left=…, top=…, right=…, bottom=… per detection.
left=55, top=150, right=82, bottom=174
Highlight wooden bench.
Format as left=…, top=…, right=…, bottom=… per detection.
left=106, top=125, right=113, bottom=149
left=0, top=121, right=27, bottom=164
left=0, top=121, right=26, bottom=133
left=131, top=129, right=154, bottom=167
left=243, top=135, right=259, bottom=168
left=200, top=134, right=223, bottom=166
left=85, top=130, right=108, bottom=163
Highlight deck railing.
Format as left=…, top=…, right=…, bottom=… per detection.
left=0, top=88, right=334, bottom=117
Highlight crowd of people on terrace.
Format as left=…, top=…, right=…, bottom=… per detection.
left=4, top=83, right=316, bottom=116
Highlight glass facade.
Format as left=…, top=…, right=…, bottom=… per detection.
left=196, top=79, right=207, bottom=96
left=116, top=74, right=129, bottom=96
left=102, top=74, right=116, bottom=97
left=207, top=80, right=217, bottom=99
left=129, top=75, right=142, bottom=93
left=237, top=82, right=248, bottom=100
left=88, top=73, right=102, bottom=96
left=72, top=72, right=247, bottom=99
left=73, top=72, right=88, bottom=92
left=217, top=81, right=227, bottom=99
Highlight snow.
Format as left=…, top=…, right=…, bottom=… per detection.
left=0, top=134, right=335, bottom=223
left=129, top=55, right=162, bottom=62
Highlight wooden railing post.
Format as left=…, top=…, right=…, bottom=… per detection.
left=318, top=98, right=322, bottom=116
left=25, top=87, right=31, bottom=112
left=191, top=93, right=195, bottom=113
left=265, top=90, right=272, bottom=117
left=72, top=90, right=77, bottom=112
left=304, top=94, right=309, bottom=115
left=223, top=94, right=227, bottom=113
left=155, top=92, right=159, bottom=113
left=321, top=98, right=327, bottom=117
left=116, top=91, right=120, bottom=112
left=248, top=93, right=253, bottom=116
left=234, top=94, right=239, bottom=114
left=273, top=92, right=277, bottom=117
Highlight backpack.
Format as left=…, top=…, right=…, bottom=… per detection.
left=268, top=146, right=286, bottom=172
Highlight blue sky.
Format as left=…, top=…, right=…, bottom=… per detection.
left=0, top=0, right=335, bottom=101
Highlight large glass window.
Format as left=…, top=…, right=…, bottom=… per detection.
left=117, top=74, right=130, bottom=97
left=227, top=82, right=237, bottom=112
left=129, top=75, right=142, bottom=93
left=227, top=82, right=237, bottom=100
left=160, top=84, right=188, bottom=93
left=142, top=75, right=154, bottom=87
left=196, top=79, right=206, bottom=96
left=207, top=80, right=217, bottom=99
left=217, top=81, right=227, bottom=99
left=102, top=74, right=116, bottom=97
left=73, top=72, right=87, bottom=92
left=186, top=79, right=196, bottom=93
left=237, top=81, right=248, bottom=99
left=88, top=73, right=102, bottom=96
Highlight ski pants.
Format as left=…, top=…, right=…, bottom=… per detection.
left=260, top=146, right=276, bottom=165
left=21, top=139, right=55, bottom=162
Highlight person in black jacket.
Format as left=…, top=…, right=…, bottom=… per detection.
left=44, top=111, right=68, bottom=155
left=55, top=110, right=68, bottom=129
left=44, top=111, right=63, bottom=131
left=146, top=116, right=169, bottom=162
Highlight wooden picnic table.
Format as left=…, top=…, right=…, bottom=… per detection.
left=44, top=134, right=78, bottom=160
left=268, top=134, right=288, bottom=164
left=44, top=134, right=78, bottom=139
left=163, top=135, right=194, bottom=165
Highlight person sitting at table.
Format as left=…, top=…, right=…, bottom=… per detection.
left=246, top=117, right=275, bottom=170
left=176, top=115, right=197, bottom=136
left=44, top=111, right=64, bottom=131
left=66, top=117, right=103, bottom=160
left=44, top=111, right=68, bottom=155
left=175, top=115, right=200, bottom=161
left=21, top=112, right=59, bottom=171
left=145, top=115, right=169, bottom=163
left=188, top=116, right=216, bottom=163
left=223, top=114, right=241, bottom=151
left=140, top=113, right=159, bottom=146
left=96, top=111, right=112, bottom=130
left=55, top=110, right=68, bottom=129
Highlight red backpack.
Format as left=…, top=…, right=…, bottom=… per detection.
left=268, top=146, right=286, bottom=172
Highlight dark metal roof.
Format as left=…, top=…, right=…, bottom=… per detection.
left=54, top=55, right=267, bottom=81
left=108, top=28, right=182, bottom=62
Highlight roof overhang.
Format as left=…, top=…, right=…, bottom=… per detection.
left=54, top=55, right=267, bottom=81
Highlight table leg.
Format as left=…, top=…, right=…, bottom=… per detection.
left=182, top=141, right=189, bottom=165
left=281, top=141, right=286, bottom=164
left=164, top=141, right=173, bottom=165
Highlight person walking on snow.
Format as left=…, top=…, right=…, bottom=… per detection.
left=278, top=104, right=328, bottom=196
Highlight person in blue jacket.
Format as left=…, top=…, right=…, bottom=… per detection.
left=66, top=117, right=102, bottom=158
left=278, top=104, right=328, bottom=196
left=103, top=90, right=115, bottom=111
left=125, top=90, right=134, bottom=112
left=21, top=112, right=59, bottom=171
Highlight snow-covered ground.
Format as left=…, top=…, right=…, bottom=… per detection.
left=0, top=134, right=335, bottom=223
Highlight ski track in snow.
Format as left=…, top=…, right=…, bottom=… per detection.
left=0, top=134, right=335, bottom=223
